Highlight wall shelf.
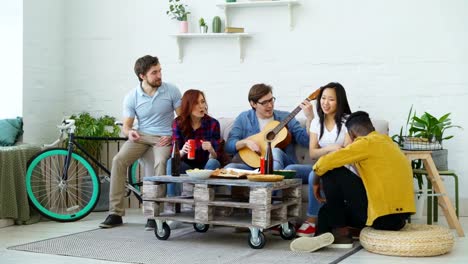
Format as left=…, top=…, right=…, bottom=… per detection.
left=170, top=33, right=251, bottom=63
left=216, top=0, right=299, bottom=31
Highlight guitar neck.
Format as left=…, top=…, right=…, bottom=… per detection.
left=272, top=98, right=310, bottom=135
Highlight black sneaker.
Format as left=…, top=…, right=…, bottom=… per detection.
left=328, top=235, right=354, bottom=249
left=145, top=219, right=156, bottom=231
left=99, top=214, right=123, bottom=228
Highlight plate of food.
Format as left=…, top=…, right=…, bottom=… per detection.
left=211, top=168, right=260, bottom=178
left=185, top=169, right=214, bottom=179
left=247, top=174, right=284, bottom=182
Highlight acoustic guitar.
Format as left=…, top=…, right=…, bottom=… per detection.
left=239, top=88, right=321, bottom=168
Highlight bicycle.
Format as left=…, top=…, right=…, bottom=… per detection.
left=25, top=119, right=142, bottom=222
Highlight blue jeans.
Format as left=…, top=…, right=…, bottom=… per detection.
left=166, top=158, right=221, bottom=196
left=283, top=164, right=323, bottom=217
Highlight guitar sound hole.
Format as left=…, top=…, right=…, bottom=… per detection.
left=266, top=131, right=276, bottom=141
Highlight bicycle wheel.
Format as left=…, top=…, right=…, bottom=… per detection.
left=128, top=160, right=140, bottom=192
left=25, top=148, right=100, bottom=222
left=127, top=160, right=142, bottom=203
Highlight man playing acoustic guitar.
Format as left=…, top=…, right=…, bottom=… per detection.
left=225, top=83, right=314, bottom=171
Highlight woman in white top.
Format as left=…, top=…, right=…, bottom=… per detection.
left=295, top=82, right=352, bottom=237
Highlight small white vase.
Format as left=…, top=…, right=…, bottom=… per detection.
left=199, top=25, right=208, bottom=33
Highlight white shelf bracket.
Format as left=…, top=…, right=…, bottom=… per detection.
left=238, top=36, right=244, bottom=63
left=176, top=37, right=183, bottom=63
left=288, top=3, right=294, bottom=31
left=223, top=7, right=229, bottom=29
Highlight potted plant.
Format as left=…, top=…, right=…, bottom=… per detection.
left=393, top=106, right=462, bottom=170
left=68, top=112, right=121, bottom=162
left=199, top=17, right=208, bottom=33
left=166, top=0, right=191, bottom=33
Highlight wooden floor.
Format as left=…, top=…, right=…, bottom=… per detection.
left=0, top=209, right=467, bottom=264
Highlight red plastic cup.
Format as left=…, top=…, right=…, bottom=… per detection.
left=187, top=139, right=196, bottom=160
left=260, top=157, right=265, bottom=174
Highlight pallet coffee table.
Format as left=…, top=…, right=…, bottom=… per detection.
left=142, top=176, right=302, bottom=249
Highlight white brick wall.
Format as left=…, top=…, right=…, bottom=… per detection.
left=23, top=0, right=468, bottom=213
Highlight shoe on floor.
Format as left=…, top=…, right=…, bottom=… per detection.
left=290, top=232, right=334, bottom=252
left=296, top=222, right=316, bottom=237
left=99, top=214, right=122, bottom=228
left=145, top=219, right=156, bottom=231
left=347, top=226, right=362, bottom=240
left=327, top=235, right=354, bottom=249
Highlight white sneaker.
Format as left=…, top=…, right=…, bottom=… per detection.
left=290, top=232, right=334, bottom=252
left=167, top=220, right=182, bottom=229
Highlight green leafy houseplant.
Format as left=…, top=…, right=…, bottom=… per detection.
left=409, top=112, right=461, bottom=145
left=199, top=17, right=206, bottom=27
left=166, top=0, right=190, bottom=21
left=393, top=106, right=462, bottom=149
left=199, top=17, right=208, bottom=33
left=68, top=112, right=121, bottom=160
left=393, top=106, right=462, bottom=188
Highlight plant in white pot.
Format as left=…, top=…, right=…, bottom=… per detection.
left=166, top=0, right=191, bottom=33
left=199, top=17, right=208, bottom=33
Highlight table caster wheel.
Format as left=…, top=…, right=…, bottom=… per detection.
left=193, top=223, right=210, bottom=233
left=155, top=222, right=171, bottom=240
left=280, top=222, right=296, bottom=240
left=248, top=231, right=266, bottom=249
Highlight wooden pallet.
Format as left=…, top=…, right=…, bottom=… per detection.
left=142, top=177, right=302, bottom=229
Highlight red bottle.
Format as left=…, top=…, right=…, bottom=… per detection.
left=260, top=157, right=265, bottom=174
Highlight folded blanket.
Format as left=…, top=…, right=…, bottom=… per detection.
left=0, top=117, right=24, bottom=146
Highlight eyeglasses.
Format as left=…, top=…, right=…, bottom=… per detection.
left=257, top=97, right=276, bottom=106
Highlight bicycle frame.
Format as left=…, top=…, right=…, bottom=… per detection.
left=52, top=120, right=142, bottom=199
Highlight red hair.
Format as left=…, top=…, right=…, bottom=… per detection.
left=178, top=89, right=207, bottom=137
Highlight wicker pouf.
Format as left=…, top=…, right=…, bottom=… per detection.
left=360, top=223, right=454, bottom=257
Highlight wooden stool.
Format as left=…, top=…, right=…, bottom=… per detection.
left=413, top=169, right=459, bottom=224
left=360, top=223, right=454, bottom=257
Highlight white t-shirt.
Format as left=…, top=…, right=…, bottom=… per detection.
left=310, top=117, right=358, bottom=175
left=309, top=117, right=347, bottom=147
left=258, top=116, right=274, bottom=131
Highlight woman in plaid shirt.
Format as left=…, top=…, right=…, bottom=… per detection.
left=166, top=89, right=222, bottom=181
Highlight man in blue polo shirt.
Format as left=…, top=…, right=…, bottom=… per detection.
left=100, top=55, right=181, bottom=229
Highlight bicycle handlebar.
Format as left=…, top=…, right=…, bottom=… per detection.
left=58, top=119, right=75, bottom=130
left=43, top=119, right=128, bottom=148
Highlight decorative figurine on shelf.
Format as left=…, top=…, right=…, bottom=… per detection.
left=199, top=17, right=208, bottom=33
left=166, top=0, right=191, bottom=33
left=212, top=16, right=222, bottom=33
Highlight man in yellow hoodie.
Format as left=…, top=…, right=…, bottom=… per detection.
left=291, top=111, right=416, bottom=252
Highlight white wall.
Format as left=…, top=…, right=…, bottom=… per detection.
left=0, top=1, right=22, bottom=119
left=23, top=0, right=468, bottom=213
left=23, top=0, right=65, bottom=143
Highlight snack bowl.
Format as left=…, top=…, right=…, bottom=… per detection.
left=273, top=170, right=296, bottom=179
left=185, top=169, right=213, bottom=179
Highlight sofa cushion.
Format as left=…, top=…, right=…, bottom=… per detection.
left=0, top=117, right=23, bottom=146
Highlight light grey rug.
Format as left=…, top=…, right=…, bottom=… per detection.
left=9, top=223, right=361, bottom=264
